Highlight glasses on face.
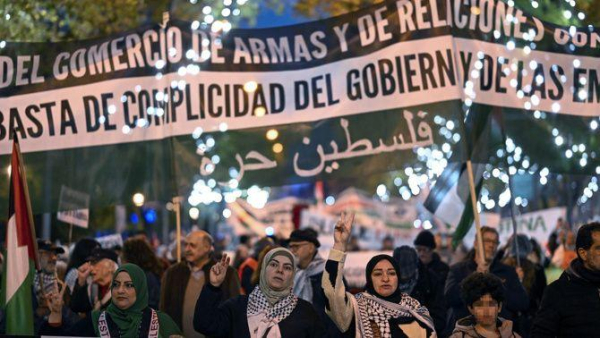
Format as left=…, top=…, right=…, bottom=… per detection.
left=483, top=239, right=500, bottom=245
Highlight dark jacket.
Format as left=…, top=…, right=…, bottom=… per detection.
left=159, top=260, right=240, bottom=329
left=194, top=284, right=325, bottom=338
left=411, top=263, right=446, bottom=335
left=531, top=263, right=600, bottom=337
left=503, top=257, right=547, bottom=338
left=146, top=271, right=161, bottom=310
left=306, top=270, right=344, bottom=337
left=444, top=253, right=529, bottom=331
left=68, top=282, right=110, bottom=314
left=426, top=253, right=450, bottom=284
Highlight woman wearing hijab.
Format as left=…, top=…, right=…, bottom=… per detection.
left=322, top=212, right=436, bottom=337
left=194, top=248, right=325, bottom=337
left=41, top=263, right=181, bottom=337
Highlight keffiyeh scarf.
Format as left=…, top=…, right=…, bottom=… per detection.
left=353, top=292, right=434, bottom=337
left=247, top=287, right=298, bottom=337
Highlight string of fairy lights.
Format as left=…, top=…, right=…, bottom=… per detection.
left=1, top=0, right=598, bottom=227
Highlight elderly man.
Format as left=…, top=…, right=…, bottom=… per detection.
left=445, top=226, right=529, bottom=334
left=288, top=228, right=343, bottom=337
left=69, top=248, right=119, bottom=314
left=160, top=230, right=240, bottom=338
left=532, top=222, right=600, bottom=337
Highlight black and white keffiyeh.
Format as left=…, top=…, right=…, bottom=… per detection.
left=354, top=292, right=434, bottom=337
left=34, top=272, right=57, bottom=301
left=247, top=287, right=298, bottom=323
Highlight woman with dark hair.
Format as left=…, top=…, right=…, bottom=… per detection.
left=194, top=248, right=325, bottom=337
left=322, top=212, right=436, bottom=337
left=450, top=273, right=520, bottom=338
left=121, top=237, right=164, bottom=309
left=65, top=238, right=101, bottom=294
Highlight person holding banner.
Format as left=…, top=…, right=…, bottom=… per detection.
left=193, top=249, right=325, bottom=337
left=322, top=212, right=436, bottom=337
left=41, top=263, right=182, bottom=337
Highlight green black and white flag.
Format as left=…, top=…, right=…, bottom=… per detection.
left=1, top=136, right=37, bottom=335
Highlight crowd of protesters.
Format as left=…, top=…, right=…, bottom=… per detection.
left=1, top=214, right=599, bottom=337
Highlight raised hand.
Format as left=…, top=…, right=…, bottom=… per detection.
left=210, top=254, right=230, bottom=287
left=333, top=211, right=355, bottom=252
left=77, top=262, right=91, bottom=286
left=46, top=279, right=67, bottom=324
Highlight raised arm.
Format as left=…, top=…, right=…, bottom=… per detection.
left=194, top=254, right=236, bottom=337
left=322, top=211, right=356, bottom=333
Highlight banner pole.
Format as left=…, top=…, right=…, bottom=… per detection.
left=466, top=160, right=485, bottom=266
left=68, top=223, right=74, bottom=248
left=173, top=197, right=182, bottom=263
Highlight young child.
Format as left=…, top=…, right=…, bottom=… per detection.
left=450, top=272, right=521, bottom=338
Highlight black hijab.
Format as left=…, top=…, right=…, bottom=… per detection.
left=365, top=254, right=403, bottom=303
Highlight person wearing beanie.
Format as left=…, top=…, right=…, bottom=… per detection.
left=414, top=230, right=450, bottom=284
left=393, top=246, right=447, bottom=335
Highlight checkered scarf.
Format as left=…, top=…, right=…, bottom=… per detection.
left=247, top=287, right=298, bottom=324
left=354, top=292, right=434, bottom=337
left=34, top=272, right=57, bottom=301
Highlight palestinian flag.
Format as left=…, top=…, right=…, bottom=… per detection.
left=424, top=161, right=485, bottom=248
left=1, top=136, right=38, bottom=335
left=424, top=104, right=494, bottom=248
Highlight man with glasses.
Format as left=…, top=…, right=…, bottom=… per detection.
left=288, top=228, right=343, bottom=337
left=444, top=226, right=529, bottom=334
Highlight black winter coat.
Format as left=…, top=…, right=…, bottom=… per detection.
left=194, top=284, right=325, bottom=338
left=531, top=268, right=600, bottom=337
left=411, top=263, right=446, bottom=335
left=425, top=253, right=450, bottom=284
left=307, top=271, right=345, bottom=337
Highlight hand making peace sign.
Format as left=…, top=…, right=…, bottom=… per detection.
left=210, top=254, right=231, bottom=287
left=333, top=210, right=355, bottom=252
